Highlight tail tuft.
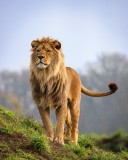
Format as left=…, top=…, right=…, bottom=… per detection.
left=109, top=83, right=118, bottom=92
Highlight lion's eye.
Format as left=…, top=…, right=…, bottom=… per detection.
left=46, top=50, right=50, bottom=53
left=36, top=49, right=40, bottom=53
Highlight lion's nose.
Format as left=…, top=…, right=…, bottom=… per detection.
left=38, top=56, right=44, bottom=60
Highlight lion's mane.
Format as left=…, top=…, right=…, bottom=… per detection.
left=30, top=37, right=67, bottom=109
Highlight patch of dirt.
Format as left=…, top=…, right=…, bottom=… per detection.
left=0, top=130, right=29, bottom=159
left=0, top=130, right=51, bottom=160
left=0, top=130, right=75, bottom=160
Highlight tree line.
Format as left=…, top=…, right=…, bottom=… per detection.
left=0, top=53, right=127, bottom=134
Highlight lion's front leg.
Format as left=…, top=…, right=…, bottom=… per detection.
left=54, top=105, right=67, bottom=145
left=38, top=107, right=53, bottom=141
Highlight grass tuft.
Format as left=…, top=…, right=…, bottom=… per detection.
left=78, top=134, right=95, bottom=148
left=22, top=117, right=43, bottom=134
left=0, top=105, right=16, bottom=118
left=30, top=131, right=50, bottom=153
left=65, top=142, right=86, bottom=155
left=4, top=155, right=19, bottom=160
left=17, top=150, right=35, bottom=159
left=121, top=149, right=128, bottom=159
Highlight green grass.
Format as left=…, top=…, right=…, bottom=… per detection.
left=78, top=134, right=96, bottom=148
left=4, top=156, right=19, bottom=160
left=31, top=131, right=50, bottom=153
left=22, top=116, right=43, bottom=134
left=121, top=149, right=128, bottom=159
left=0, top=105, right=49, bottom=160
left=0, top=104, right=128, bottom=160
left=65, top=142, right=86, bottom=155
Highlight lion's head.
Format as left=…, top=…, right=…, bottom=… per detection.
left=31, top=37, right=62, bottom=69
left=30, top=37, right=66, bottom=82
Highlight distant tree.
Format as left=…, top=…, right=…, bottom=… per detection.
left=0, top=53, right=128, bottom=134
left=0, top=70, right=33, bottom=114
left=79, top=53, right=128, bottom=134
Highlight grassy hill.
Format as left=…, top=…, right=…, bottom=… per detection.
left=0, top=105, right=128, bottom=160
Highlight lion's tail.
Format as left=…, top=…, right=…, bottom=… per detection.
left=81, top=83, right=118, bottom=97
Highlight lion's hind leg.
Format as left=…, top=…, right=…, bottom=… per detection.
left=65, top=107, right=72, bottom=139
left=70, top=101, right=80, bottom=145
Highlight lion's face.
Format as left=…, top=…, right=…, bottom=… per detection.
left=31, top=37, right=61, bottom=69
left=32, top=43, right=53, bottom=69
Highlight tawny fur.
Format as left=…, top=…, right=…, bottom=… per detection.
left=30, top=37, right=118, bottom=145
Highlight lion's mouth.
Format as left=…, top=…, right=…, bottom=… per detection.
left=37, top=62, right=49, bottom=68
left=37, top=62, right=47, bottom=66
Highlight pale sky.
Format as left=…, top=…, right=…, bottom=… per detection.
left=0, top=0, right=128, bottom=71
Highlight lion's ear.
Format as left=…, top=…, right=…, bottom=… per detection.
left=31, top=40, right=39, bottom=48
left=51, top=40, right=61, bottom=50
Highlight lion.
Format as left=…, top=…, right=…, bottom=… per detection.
left=30, top=37, right=118, bottom=145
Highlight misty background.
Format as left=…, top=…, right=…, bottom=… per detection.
left=0, top=0, right=128, bottom=134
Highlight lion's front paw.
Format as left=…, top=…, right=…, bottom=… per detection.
left=54, top=136, right=64, bottom=145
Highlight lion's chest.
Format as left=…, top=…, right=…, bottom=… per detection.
left=39, top=81, right=67, bottom=109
